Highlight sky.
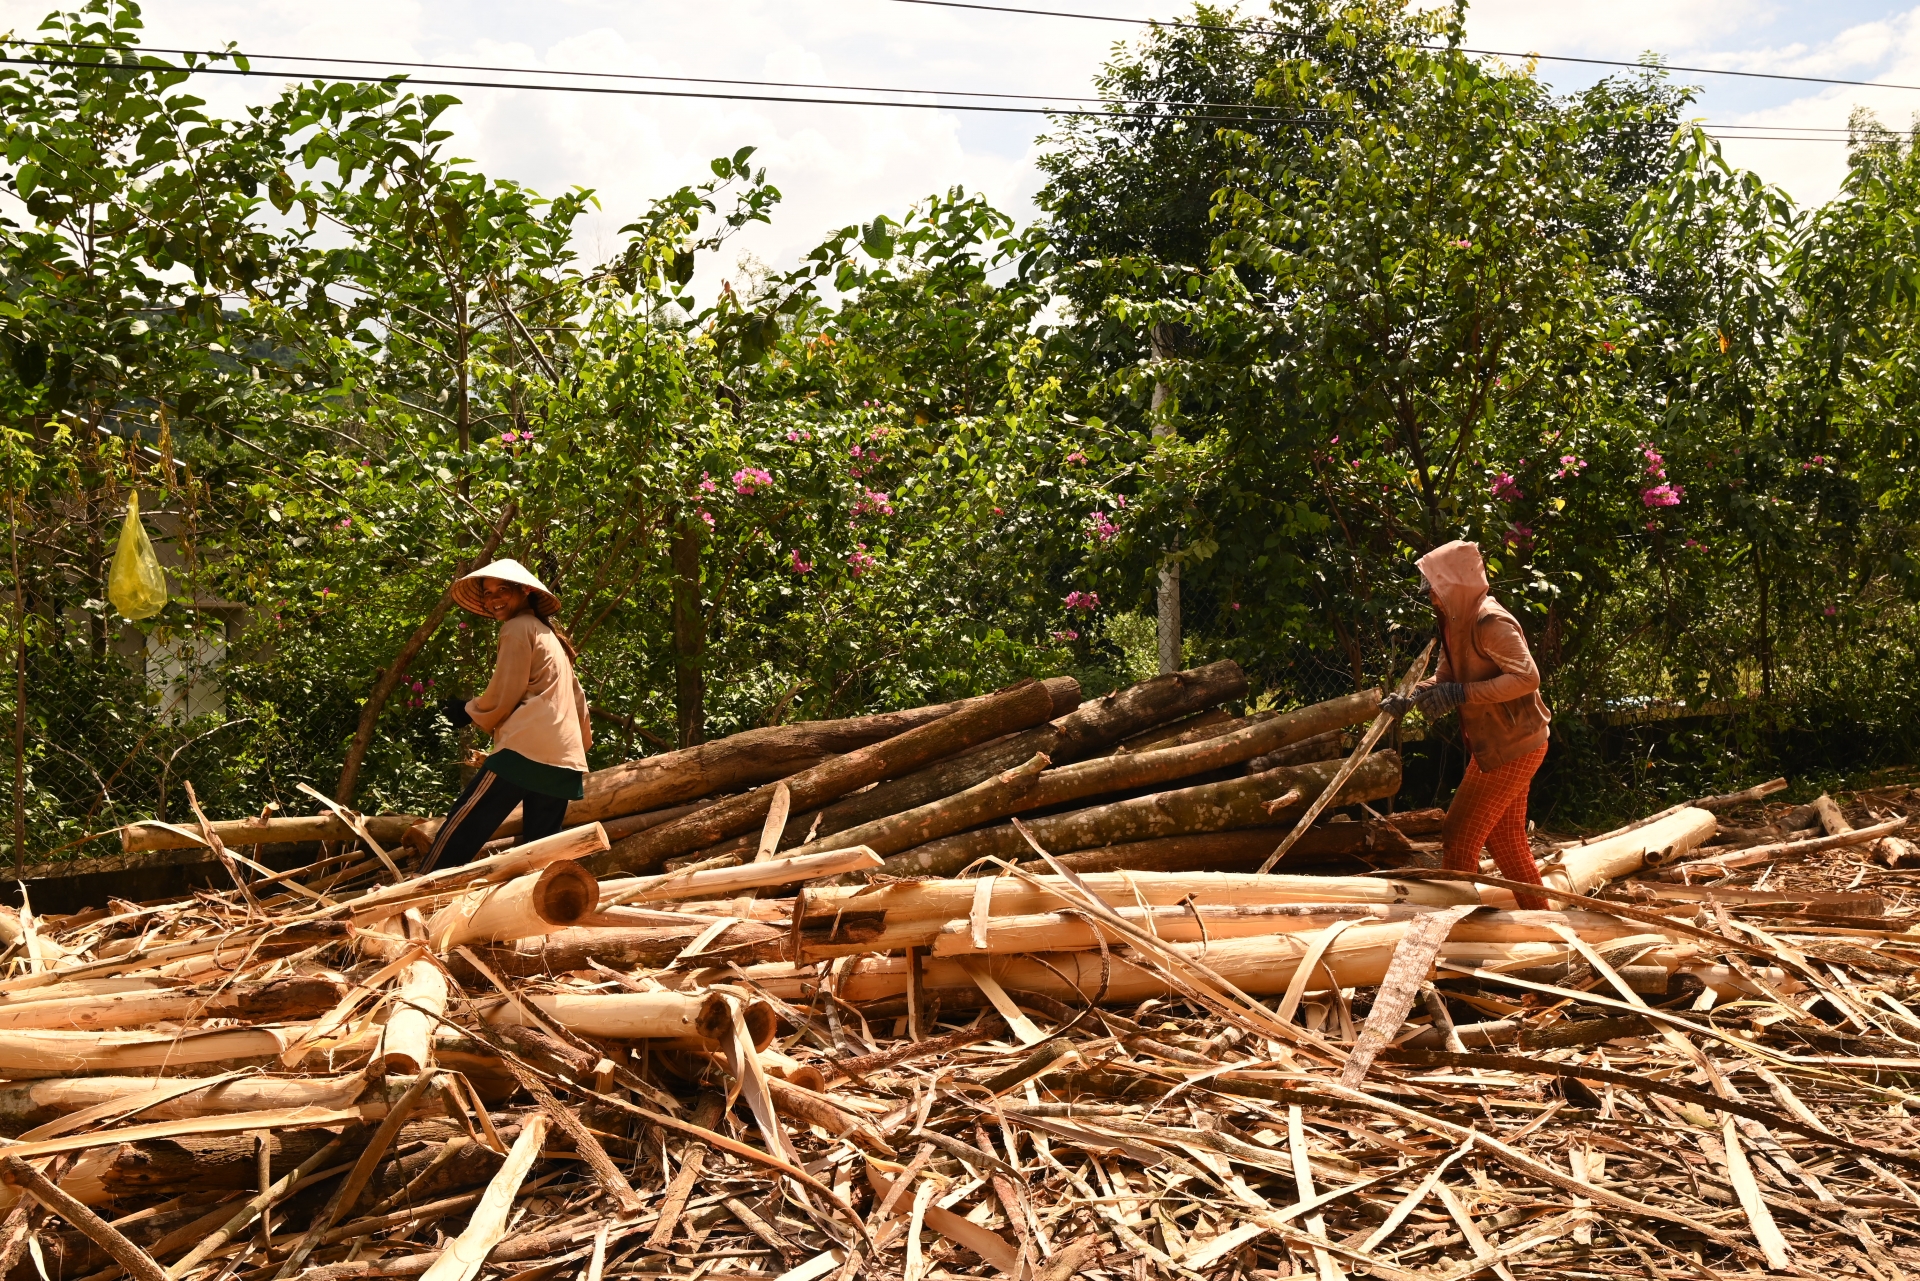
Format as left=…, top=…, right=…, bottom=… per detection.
left=2, top=0, right=1915, bottom=281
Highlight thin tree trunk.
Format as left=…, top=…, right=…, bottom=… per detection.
left=1150, top=324, right=1180, bottom=675
left=671, top=518, right=704, bottom=749
left=336, top=504, right=514, bottom=806
left=8, top=496, right=23, bottom=878
left=1755, top=548, right=1773, bottom=701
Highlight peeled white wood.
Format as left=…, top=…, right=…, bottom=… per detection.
left=598, top=845, right=882, bottom=906
left=425, top=861, right=599, bottom=949
left=417, top=1113, right=549, bottom=1281
left=353, top=823, right=611, bottom=922
left=1492, top=807, right=1717, bottom=908
left=485, top=989, right=776, bottom=1048
left=800, top=870, right=1478, bottom=958
left=377, top=959, right=450, bottom=1074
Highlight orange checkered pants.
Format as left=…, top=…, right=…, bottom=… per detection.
left=1443, top=743, right=1550, bottom=910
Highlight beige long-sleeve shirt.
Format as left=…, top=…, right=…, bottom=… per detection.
left=464, top=612, right=591, bottom=773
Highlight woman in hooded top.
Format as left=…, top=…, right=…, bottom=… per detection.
left=1383, top=539, right=1552, bottom=908
left=425, top=558, right=591, bottom=872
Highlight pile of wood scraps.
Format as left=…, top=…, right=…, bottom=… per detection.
left=18, top=668, right=1919, bottom=1279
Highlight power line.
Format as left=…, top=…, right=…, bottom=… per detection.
left=2, top=35, right=1309, bottom=114
left=0, top=49, right=1315, bottom=125
left=0, top=44, right=1877, bottom=142
left=879, top=0, right=1920, bottom=96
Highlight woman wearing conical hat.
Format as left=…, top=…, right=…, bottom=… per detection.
left=424, top=559, right=592, bottom=872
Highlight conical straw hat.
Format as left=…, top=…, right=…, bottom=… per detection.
left=452, top=558, right=559, bottom=618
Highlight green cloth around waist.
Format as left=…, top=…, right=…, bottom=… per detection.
left=483, top=748, right=585, bottom=800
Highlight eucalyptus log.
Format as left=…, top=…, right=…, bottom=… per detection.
left=747, top=925, right=1698, bottom=1007
left=595, top=845, right=881, bottom=905
left=797, top=862, right=1473, bottom=959
left=744, top=661, right=1251, bottom=858
left=0, top=1075, right=369, bottom=1136
left=1013, top=823, right=1412, bottom=876
left=592, top=680, right=1064, bottom=877
left=455, top=920, right=793, bottom=979
left=121, top=814, right=423, bottom=855
left=368, top=822, right=610, bottom=904
left=424, top=860, right=599, bottom=948
left=486, top=990, right=776, bottom=1048
left=1106, top=708, right=1242, bottom=754
left=377, top=958, right=449, bottom=1074
left=0, top=974, right=344, bottom=1032
left=872, top=750, right=1401, bottom=880
left=1246, top=728, right=1345, bottom=773
left=561, top=677, right=1078, bottom=828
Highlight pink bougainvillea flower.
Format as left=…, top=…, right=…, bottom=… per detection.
left=1065, top=451, right=1087, bottom=465
left=1063, top=590, right=1100, bottom=611
left=788, top=549, right=813, bottom=574
left=992, top=506, right=1004, bottom=515
left=1505, top=524, right=1535, bottom=549
left=696, top=508, right=715, bottom=528
left=1641, top=483, right=1684, bottom=508
left=1052, top=629, right=1080, bottom=642
left=698, top=472, right=718, bottom=494
left=1824, top=605, right=1838, bottom=616
left=1641, top=445, right=1667, bottom=479
left=848, top=544, right=876, bottom=577
left=1491, top=472, right=1524, bottom=502
left=1454, top=239, right=1471, bottom=249
left=733, top=467, right=773, bottom=495
left=852, top=489, right=895, bottom=519
left=1088, top=511, right=1118, bottom=542
left=1230, top=602, right=1241, bottom=611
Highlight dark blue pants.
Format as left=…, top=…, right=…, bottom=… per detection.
left=420, top=768, right=570, bottom=873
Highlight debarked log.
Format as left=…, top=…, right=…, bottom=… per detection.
left=731, top=927, right=1716, bottom=1007
left=564, top=677, right=1080, bottom=828
left=453, top=920, right=794, bottom=980
left=484, top=990, right=776, bottom=1049
left=796, top=863, right=1476, bottom=959
left=928, top=903, right=1654, bottom=957
left=0, top=1074, right=371, bottom=1136
left=871, top=750, right=1402, bottom=880
left=592, top=679, right=1065, bottom=878
left=1011, top=823, right=1413, bottom=876
left=752, top=661, right=1251, bottom=856
left=0, top=974, right=345, bottom=1032
left=120, top=813, right=424, bottom=855
left=423, top=860, right=599, bottom=948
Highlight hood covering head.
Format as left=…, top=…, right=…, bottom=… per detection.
left=1416, top=540, right=1489, bottom=661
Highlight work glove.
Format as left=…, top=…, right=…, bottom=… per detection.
left=1412, top=682, right=1466, bottom=717
left=438, top=696, right=473, bottom=730
left=1379, top=691, right=1414, bottom=718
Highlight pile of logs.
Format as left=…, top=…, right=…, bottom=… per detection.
left=25, top=667, right=1912, bottom=1279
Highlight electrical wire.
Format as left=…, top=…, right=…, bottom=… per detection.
left=879, top=0, right=1920, bottom=96
left=0, top=51, right=1317, bottom=125
left=0, top=40, right=1879, bottom=142
left=1, top=34, right=1314, bottom=114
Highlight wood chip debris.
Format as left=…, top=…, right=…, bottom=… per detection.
left=11, top=667, right=1920, bottom=1279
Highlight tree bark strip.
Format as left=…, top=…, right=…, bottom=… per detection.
left=873, top=751, right=1403, bottom=880
left=590, top=679, right=1064, bottom=877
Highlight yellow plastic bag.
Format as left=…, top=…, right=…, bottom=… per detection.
left=107, top=491, right=168, bottom=620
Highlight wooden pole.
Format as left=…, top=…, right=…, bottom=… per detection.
left=378, top=958, right=450, bottom=1075
left=486, top=989, right=775, bottom=1047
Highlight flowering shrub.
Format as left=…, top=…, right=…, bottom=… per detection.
left=852, top=489, right=895, bottom=519
left=1491, top=472, right=1523, bottom=501
left=788, top=549, right=813, bottom=574
left=1063, top=590, right=1100, bottom=610
left=732, top=467, right=773, bottom=495
left=847, top=544, right=876, bottom=576
left=1641, top=483, right=1684, bottom=508
left=1088, top=510, right=1118, bottom=541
